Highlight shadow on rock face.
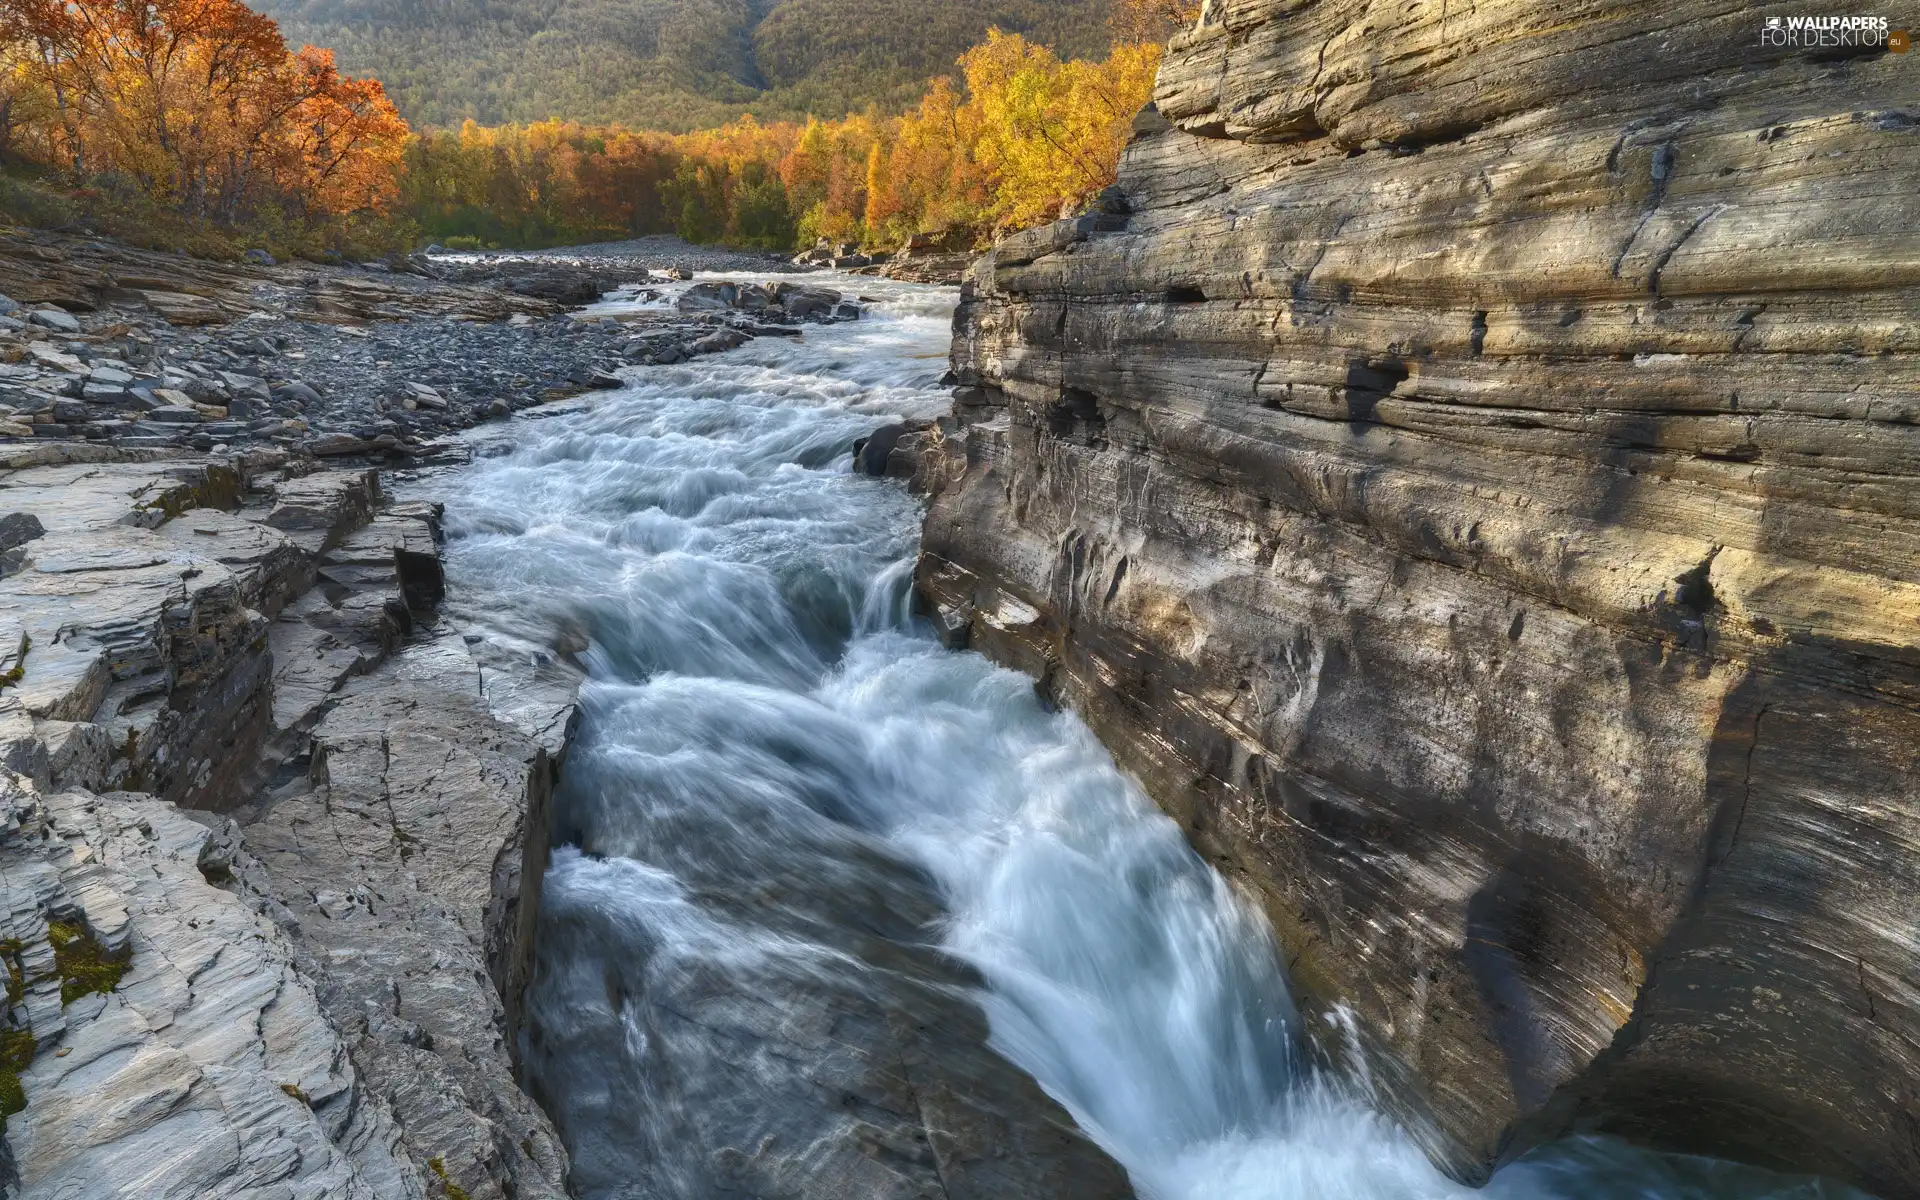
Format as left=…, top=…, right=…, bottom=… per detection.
left=1517, top=640, right=1920, bottom=1195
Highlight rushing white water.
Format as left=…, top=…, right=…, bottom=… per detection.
left=431, top=276, right=1862, bottom=1200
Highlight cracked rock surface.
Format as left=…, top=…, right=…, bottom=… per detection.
left=0, top=443, right=577, bottom=1199
left=0, top=774, right=414, bottom=1199
left=915, top=1, right=1920, bottom=1194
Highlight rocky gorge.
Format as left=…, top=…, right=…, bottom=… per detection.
left=914, top=0, right=1920, bottom=1196
left=0, top=5, right=1914, bottom=1191
left=0, top=244, right=1142, bottom=1199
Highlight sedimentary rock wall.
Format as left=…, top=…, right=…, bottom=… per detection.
left=916, top=1, right=1920, bottom=1192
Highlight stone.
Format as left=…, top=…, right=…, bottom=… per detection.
left=914, top=2, right=1920, bottom=1195
left=403, top=381, right=447, bottom=409
left=0, top=776, right=411, bottom=1199
left=25, top=344, right=80, bottom=372
left=778, top=287, right=841, bottom=321
left=144, top=405, right=202, bottom=424
left=0, top=452, right=575, bottom=1199
left=26, top=309, right=79, bottom=334
left=272, top=381, right=323, bottom=407
left=675, top=281, right=738, bottom=312
left=307, top=432, right=375, bottom=456
left=0, top=513, right=44, bottom=553
left=217, top=369, right=267, bottom=397
left=238, top=638, right=572, bottom=1200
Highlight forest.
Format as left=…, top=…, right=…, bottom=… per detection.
left=403, top=30, right=1165, bottom=252
left=0, top=0, right=1194, bottom=257
left=253, top=0, right=1119, bottom=132
left=0, top=0, right=410, bottom=255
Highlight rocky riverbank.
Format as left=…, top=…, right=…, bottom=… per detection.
left=445, top=233, right=796, bottom=276
left=0, top=233, right=874, bottom=1197
left=0, top=443, right=577, bottom=1198
left=0, top=231, right=864, bottom=459
left=0, top=234, right=1151, bottom=1199
left=914, top=1, right=1920, bottom=1195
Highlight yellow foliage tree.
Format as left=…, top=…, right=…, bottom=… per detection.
left=960, top=30, right=1160, bottom=230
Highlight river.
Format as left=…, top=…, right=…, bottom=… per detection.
left=429, top=276, right=1859, bottom=1200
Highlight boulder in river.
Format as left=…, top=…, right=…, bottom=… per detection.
left=851, top=419, right=935, bottom=480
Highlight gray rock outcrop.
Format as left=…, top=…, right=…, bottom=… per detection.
left=0, top=773, right=415, bottom=1199
left=0, top=232, right=555, bottom=327
left=675, top=280, right=862, bottom=324
left=916, top=1, right=1920, bottom=1194
left=0, top=444, right=575, bottom=1199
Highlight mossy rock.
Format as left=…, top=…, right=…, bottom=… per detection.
left=0, top=937, right=25, bottom=1005
left=0, top=1027, right=34, bottom=1132
left=428, top=1156, right=473, bottom=1200
left=47, top=920, right=129, bottom=1006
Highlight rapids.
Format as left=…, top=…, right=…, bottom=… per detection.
left=428, top=275, right=1863, bottom=1200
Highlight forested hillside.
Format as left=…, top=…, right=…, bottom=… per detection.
left=254, top=0, right=1115, bottom=130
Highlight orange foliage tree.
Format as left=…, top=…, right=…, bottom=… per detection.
left=1, top=0, right=406, bottom=224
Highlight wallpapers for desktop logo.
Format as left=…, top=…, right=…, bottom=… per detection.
left=1759, top=14, right=1909, bottom=49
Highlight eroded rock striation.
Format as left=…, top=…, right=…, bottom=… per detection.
left=0, top=444, right=576, bottom=1199
left=917, top=2, right=1920, bottom=1192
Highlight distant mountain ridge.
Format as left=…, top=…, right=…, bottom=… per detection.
left=257, top=0, right=1114, bottom=130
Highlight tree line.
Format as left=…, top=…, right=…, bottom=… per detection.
left=257, top=0, right=1117, bottom=134
left=404, top=29, right=1166, bottom=253
left=1, top=0, right=1194, bottom=258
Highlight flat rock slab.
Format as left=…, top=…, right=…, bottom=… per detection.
left=0, top=448, right=580, bottom=1199
left=237, top=636, right=572, bottom=1200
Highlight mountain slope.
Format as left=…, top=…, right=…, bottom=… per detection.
left=258, top=0, right=1114, bottom=130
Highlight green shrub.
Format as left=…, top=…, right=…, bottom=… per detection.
left=0, top=173, right=81, bottom=230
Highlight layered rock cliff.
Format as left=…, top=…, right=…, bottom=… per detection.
left=916, top=1, right=1920, bottom=1193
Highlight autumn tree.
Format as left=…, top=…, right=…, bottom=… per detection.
left=0, top=38, right=55, bottom=163
left=955, top=30, right=1158, bottom=230
left=1107, top=0, right=1203, bottom=45
left=1, top=0, right=406, bottom=228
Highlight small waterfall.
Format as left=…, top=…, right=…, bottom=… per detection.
left=432, top=276, right=1865, bottom=1200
